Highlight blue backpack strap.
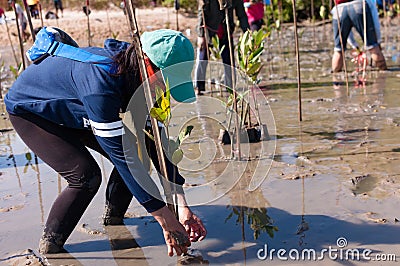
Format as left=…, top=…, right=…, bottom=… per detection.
left=26, top=27, right=116, bottom=73
left=48, top=42, right=115, bottom=73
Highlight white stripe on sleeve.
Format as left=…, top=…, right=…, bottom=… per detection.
left=89, top=120, right=123, bottom=130
left=92, top=127, right=125, bottom=137
left=89, top=119, right=124, bottom=137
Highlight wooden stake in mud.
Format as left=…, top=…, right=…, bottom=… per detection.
left=11, top=1, right=26, bottom=70
left=106, top=7, right=112, bottom=37
left=333, top=0, right=350, bottom=95
left=125, top=0, right=178, bottom=218
left=122, top=0, right=132, bottom=39
left=219, top=0, right=241, bottom=160
left=3, top=14, right=19, bottom=67
left=38, top=2, right=44, bottom=28
left=86, top=0, right=91, bottom=46
left=22, top=0, right=35, bottom=42
left=199, top=0, right=217, bottom=95
left=362, top=0, right=367, bottom=81
left=291, top=0, right=302, bottom=121
left=175, top=0, right=180, bottom=31
left=311, top=0, right=315, bottom=43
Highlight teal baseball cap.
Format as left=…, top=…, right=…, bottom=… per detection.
left=141, top=29, right=195, bottom=103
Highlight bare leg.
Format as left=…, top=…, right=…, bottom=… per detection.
left=332, top=51, right=344, bottom=72
left=369, top=46, right=387, bottom=70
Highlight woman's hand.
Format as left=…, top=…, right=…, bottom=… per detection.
left=151, top=206, right=191, bottom=256
left=179, top=206, right=207, bottom=242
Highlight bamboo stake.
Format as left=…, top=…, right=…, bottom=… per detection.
left=175, top=0, right=180, bottom=31
left=22, top=0, right=35, bottom=41
left=269, top=0, right=276, bottom=27
left=277, top=0, right=283, bottom=51
left=106, top=7, right=112, bottom=37
left=7, top=135, right=23, bottom=192
left=200, top=3, right=215, bottom=95
left=362, top=0, right=367, bottom=81
left=34, top=154, right=45, bottom=224
left=38, top=2, right=43, bottom=28
left=311, top=0, right=315, bottom=43
left=4, top=14, right=19, bottom=67
left=11, top=1, right=26, bottom=70
left=125, top=0, right=177, bottom=218
left=291, top=0, right=302, bottom=121
left=333, top=1, right=350, bottom=95
left=86, top=0, right=91, bottom=46
left=221, top=0, right=241, bottom=160
left=122, top=0, right=132, bottom=39
left=383, top=0, right=387, bottom=23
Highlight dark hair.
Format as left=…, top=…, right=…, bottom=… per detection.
left=113, top=44, right=141, bottom=112
left=113, top=44, right=139, bottom=76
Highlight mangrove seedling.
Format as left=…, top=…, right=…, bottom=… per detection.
left=236, top=28, right=270, bottom=141
left=237, top=29, right=269, bottom=85
left=209, top=35, right=225, bottom=61
left=9, top=63, right=23, bottom=80
left=145, top=79, right=194, bottom=164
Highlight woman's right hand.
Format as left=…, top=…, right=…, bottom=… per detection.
left=151, top=206, right=191, bottom=257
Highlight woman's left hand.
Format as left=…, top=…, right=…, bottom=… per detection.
left=178, top=206, right=207, bottom=242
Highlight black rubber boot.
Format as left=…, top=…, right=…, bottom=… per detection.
left=102, top=204, right=125, bottom=226
left=38, top=232, right=67, bottom=254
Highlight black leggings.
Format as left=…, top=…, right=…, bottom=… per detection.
left=9, top=114, right=132, bottom=244
left=9, top=113, right=184, bottom=244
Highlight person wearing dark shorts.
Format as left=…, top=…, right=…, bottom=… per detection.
left=194, top=0, right=249, bottom=95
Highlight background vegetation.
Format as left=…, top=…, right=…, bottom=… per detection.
left=2, top=0, right=334, bottom=22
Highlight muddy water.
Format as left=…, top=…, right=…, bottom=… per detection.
left=1, top=19, right=400, bottom=266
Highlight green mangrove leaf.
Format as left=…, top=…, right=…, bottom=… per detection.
left=172, top=148, right=184, bottom=164
left=155, top=85, right=164, bottom=107
left=254, top=29, right=265, bottom=47
left=150, top=107, right=168, bottom=123
left=247, top=62, right=262, bottom=76
left=25, top=152, right=32, bottom=161
left=249, top=46, right=264, bottom=63
left=178, top=125, right=194, bottom=144
left=168, top=138, right=179, bottom=154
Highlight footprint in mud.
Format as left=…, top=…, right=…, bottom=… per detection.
left=0, top=205, right=24, bottom=212
left=364, top=212, right=388, bottom=224
left=3, top=249, right=45, bottom=266
left=77, top=223, right=104, bottom=235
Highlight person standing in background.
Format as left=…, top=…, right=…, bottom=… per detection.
left=331, top=0, right=387, bottom=72
left=194, top=0, right=249, bottom=95
left=243, top=0, right=265, bottom=31
left=0, top=7, right=5, bottom=24
left=54, top=0, right=63, bottom=18
left=10, top=1, right=29, bottom=41
left=27, top=0, right=40, bottom=19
